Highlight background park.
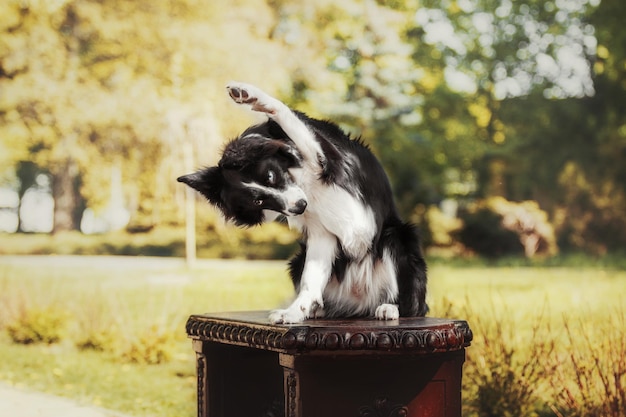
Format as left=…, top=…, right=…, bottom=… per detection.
left=0, top=0, right=625, bottom=416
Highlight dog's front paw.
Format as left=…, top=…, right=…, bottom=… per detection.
left=269, top=292, right=324, bottom=324
left=375, top=304, right=399, bottom=320
left=226, top=82, right=277, bottom=115
left=268, top=308, right=305, bottom=324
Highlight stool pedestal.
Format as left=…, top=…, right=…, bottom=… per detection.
left=186, top=311, right=472, bottom=417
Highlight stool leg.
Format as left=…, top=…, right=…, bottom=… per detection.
left=193, top=340, right=209, bottom=417
left=280, top=354, right=301, bottom=417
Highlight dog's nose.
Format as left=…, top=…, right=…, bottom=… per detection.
left=288, top=199, right=307, bottom=215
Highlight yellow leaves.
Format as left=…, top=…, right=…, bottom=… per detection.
left=468, top=102, right=506, bottom=143
left=428, top=107, right=440, bottom=119
left=0, top=33, right=28, bottom=76
left=593, top=44, right=610, bottom=75
left=596, top=44, right=609, bottom=60
left=493, top=131, right=506, bottom=144
left=0, top=2, right=22, bottom=31
left=419, top=70, right=441, bottom=93
left=18, top=0, right=71, bottom=15
left=594, top=61, right=605, bottom=75
left=422, top=204, right=463, bottom=247
left=469, top=102, right=491, bottom=128
left=0, top=123, right=30, bottom=166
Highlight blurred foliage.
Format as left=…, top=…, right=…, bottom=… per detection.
left=0, top=223, right=299, bottom=259
left=457, top=203, right=524, bottom=258
left=6, top=307, right=69, bottom=345
left=550, top=312, right=626, bottom=417
left=1, top=0, right=625, bottom=257
left=411, top=204, right=463, bottom=253
left=120, top=325, right=175, bottom=365
left=464, top=310, right=556, bottom=417
left=456, top=197, right=557, bottom=258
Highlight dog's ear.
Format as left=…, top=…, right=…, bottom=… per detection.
left=177, top=167, right=225, bottom=208
left=276, top=141, right=302, bottom=166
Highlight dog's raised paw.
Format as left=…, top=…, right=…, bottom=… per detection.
left=375, top=304, right=399, bottom=320
left=227, top=82, right=256, bottom=104
left=226, top=82, right=277, bottom=114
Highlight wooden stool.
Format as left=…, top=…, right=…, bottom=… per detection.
left=186, top=311, right=472, bottom=417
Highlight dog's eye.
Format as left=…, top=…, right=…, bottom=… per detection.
left=267, top=170, right=276, bottom=185
left=253, top=199, right=264, bottom=206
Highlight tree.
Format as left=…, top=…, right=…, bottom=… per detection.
left=409, top=0, right=598, bottom=193
left=268, top=0, right=452, bottom=214
left=0, top=0, right=301, bottom=233
left=1, top=1, right=101, bottom=231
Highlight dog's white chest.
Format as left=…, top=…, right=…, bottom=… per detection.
left=288, top=184, right=376, bottom=260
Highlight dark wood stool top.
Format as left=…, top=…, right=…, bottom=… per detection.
left=186, top=311, right=472, bottom=354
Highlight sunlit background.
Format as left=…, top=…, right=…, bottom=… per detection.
left=2, top=0, right=624, bottom=257
left=1, top=0, right=625, bottom=416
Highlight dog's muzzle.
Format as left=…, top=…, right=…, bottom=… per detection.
left=287, top=199, right=307, bottom=215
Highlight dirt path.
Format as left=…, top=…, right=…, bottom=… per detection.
left=0, top=382, right=132, bottom=417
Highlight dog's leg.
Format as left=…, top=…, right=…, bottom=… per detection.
left=226, top=82, right=324, bottom=170
left=269, top=233, right=336, bottom=324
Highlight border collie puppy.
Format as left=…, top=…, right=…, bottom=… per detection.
left=178, top=82, right=428, bottom=324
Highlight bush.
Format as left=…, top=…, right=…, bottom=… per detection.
left=556, top=162, right=626, bottom=254
left=457, top=206, right=523, bottom=258
left=0, top=223, right=299, bottom=260
left=75, top=328, right=119, bottom=352
left=456, top=197, right=557, bottom=258
left=413, top=204, right=464, bottom=252
left=119, top=325, right=175, bottom=365
left=549, top=312, right=626, bottom=417
left=6, top=307, right=68, bottom=344
left=463, top=306, right=556, bottom=417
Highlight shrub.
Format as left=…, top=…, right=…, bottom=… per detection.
left=556, top=161, right=626, bottom=254
left=72, top=292, right=120, bottom=352
left=549, top=312, right=626, bottom=417
left=6, top=307, right=68, bottom=344
left=413, top=204, right=464, bottom=253
left=457, top=206, right=523, bottom=258
left=463, top=307, right=556, bottom=417
left=456, top=197, right=557, bottom=258
left=119, top=325, right=175, bottom=365
left=75, top=328, right=119, bottom=352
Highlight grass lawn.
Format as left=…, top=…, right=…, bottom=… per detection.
left=0, top=255, right=624, bottom=416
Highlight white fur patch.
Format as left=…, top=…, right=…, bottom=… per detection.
left=375, top=304, right=400, bottom=320
left=323, top=249, right=399, bottom=318
left=243, top=182, right=307, bottom=216
left=301, top=185, right=376, bottom=259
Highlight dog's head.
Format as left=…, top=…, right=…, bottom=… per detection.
left=178, top=122, right=307, bottom=226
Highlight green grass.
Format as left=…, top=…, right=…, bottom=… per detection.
left=0, top=256, right=294, bottom=416
left=0, top=255, right=624, bottom=416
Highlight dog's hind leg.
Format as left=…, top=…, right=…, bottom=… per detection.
left=226, top=82, right=324, bottom=171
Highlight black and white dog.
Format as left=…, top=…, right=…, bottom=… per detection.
left=178, top=82, right=428, bottom=324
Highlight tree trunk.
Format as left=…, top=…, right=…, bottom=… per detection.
left=16, top=161, right=38, bottom=233
left=51, top=159, right=83, bottom=233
